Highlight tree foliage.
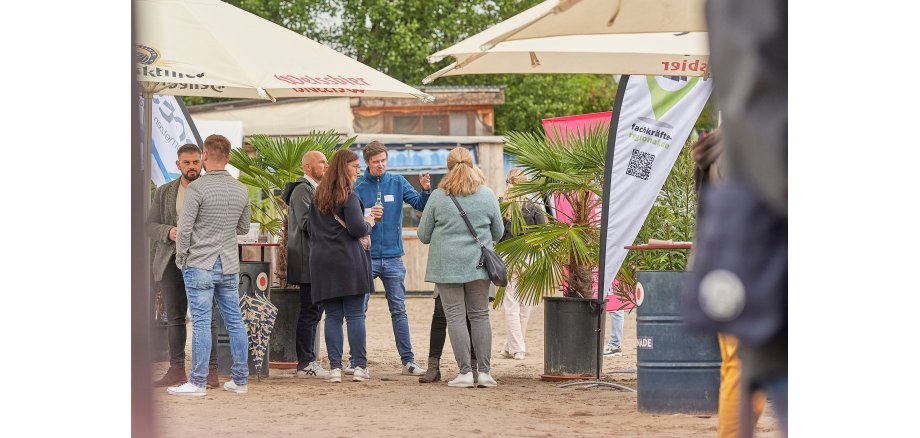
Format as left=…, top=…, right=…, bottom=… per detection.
left=216, top=0, right=619, bottom=134
left=612, top=138, right=698, bottom=309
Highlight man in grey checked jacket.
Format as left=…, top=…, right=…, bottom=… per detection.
left=168, top=134, right=251, bottom=397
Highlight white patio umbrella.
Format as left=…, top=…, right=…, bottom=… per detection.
left=424, top=0, right=708, bottom=82
left=471, top=0, right=706, bottom=47
left=136, top=0, right=431, bottom=188
left=424, top=32, right=709, bottom=83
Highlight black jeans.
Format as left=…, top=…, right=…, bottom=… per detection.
left=161, top=255, right=218, bottom=367
left=296, top=283, right=325, bottom=369
left=427, top=296, right=476, bottom=361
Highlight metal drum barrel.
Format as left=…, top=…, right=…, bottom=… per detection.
left=215, top=261, right=271, bottom=378
left=636, top=271, right=720, bottom=413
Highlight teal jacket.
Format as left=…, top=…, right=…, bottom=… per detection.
left=354, top=169, right=429, bottom=259
left=417, top=186, right=504, bottom=284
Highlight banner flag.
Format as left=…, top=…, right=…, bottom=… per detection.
left=140, top=95, right=203, bottom=186
left=597, top=75, right=712, bottom=299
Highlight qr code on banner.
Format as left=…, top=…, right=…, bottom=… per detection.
left=626, top=149, right=655, bottom=180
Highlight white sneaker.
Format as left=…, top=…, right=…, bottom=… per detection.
left=447, top=372, right=475, bottom=388
left=344, top=364, right=355, bottom=375
left=296, top=361, right=330, bottom=379
left=402, top=361, right=427, bottom=376
left=223, top=380, right=248, bottom=394
left=167, top=381, right=206, bottom=397
left=326, top=368, right=343, bottom=383
left=353, top=367, right=370, bottom=382
left=476, top=373, right=498, bottom=388
left=512, top=352, right=525, bottom=360
left=603, top=344, right=623, bottom=356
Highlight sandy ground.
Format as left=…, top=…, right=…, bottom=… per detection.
left=153, top=295, right=780, bottom=437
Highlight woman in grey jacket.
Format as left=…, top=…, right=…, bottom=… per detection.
left=417, top=147, right=504, bottom=388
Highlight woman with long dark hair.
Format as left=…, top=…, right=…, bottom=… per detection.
left=308, top=149, right=375, bottom=383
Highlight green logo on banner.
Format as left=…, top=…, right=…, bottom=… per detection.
left=646, top=76, right=699, bottom=119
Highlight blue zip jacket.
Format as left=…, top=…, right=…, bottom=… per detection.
left=353, top=169, right=430, bottom=259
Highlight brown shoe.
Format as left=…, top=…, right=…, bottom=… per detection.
left=418, top=357, right=440, bottom=383
left=207, top=366, right=220, bottom=389
left=153, top=366, right=186, bottom=387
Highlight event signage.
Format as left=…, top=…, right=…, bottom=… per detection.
left=597, top=75, right=712, bottom=298
left=139, top=95, right=203, bottom=186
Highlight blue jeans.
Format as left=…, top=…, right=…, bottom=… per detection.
left=183, top=256, right=249, bottom=387
left=370, top=257, right=414, bottom=365
left=324, top=294, right=368, bottom=369
left=607, top=310, right=624, bottom=348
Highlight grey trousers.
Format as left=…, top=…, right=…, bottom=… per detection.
left=437, top=279, right=492, bottom=374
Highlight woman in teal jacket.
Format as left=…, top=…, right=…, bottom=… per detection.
left=417, top=147, right=504, bottom=388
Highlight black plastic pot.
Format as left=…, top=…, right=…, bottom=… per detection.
left=543, top=296, right=605, bottom=375
left=268, top=287, right=300, bottom=363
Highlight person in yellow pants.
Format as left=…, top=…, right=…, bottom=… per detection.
left=718, top=333, right=766, bottom=438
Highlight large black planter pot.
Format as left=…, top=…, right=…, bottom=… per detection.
left=544, top=296, right=605, bottom=375
left=269, top=287, right=300, bottom=363
left=636, top=270, right=721, bottom=414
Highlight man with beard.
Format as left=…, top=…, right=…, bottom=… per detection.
left=147, top=144, right=220, bottom=388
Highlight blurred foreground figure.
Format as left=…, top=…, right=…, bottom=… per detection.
left=690, top=130, right=768, bottom=437
left=682, top=0, right=788, bottom=436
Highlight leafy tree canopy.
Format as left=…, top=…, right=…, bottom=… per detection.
left=191, top=0, right=626, bottom=134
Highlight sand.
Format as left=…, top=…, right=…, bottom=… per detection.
left=153, top=295, right=780, bottom=437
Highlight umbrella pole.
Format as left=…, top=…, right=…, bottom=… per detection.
left=142, top=88, right=153, bottom=208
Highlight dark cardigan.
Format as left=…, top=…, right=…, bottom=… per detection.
left=307, top=192, right=373, bottom=303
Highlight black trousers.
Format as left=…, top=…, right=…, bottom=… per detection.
left=427, top=296, right=476, bottom=361
left=296, top=283, right=325, bottom=369
left=160, top=255, right=218, bottom=367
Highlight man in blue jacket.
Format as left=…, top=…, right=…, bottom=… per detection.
left=353, top=141, right=430, bottom=376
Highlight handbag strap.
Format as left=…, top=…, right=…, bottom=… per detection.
left=448, top=194, right=485, bottom=249
left=332, top=213, right=348, bottom=230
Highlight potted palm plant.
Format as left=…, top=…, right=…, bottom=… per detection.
left=497, top=123, right=701, bottom=376
left=497, top=123, right=607, bottom=376
left=228, top=130, right=354, bottom=363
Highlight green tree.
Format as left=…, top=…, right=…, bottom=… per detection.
left=219, top=0, right=618, bottom=134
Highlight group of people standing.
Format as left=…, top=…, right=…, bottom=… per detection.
left=151, top=136, right=543, bottom=395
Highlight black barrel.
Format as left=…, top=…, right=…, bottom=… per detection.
left=268, top=287, right=300, bottom=363
left=544, top=296, right=604, bottom=375
left=636, top=271, right=720, bottom=413
left=215, top=261, right=270, bottom=378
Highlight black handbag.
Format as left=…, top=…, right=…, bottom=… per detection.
left=448, top=194, right=508, bottom=287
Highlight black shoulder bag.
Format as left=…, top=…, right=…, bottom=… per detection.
left=448, top=194, right=508, bottom=287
